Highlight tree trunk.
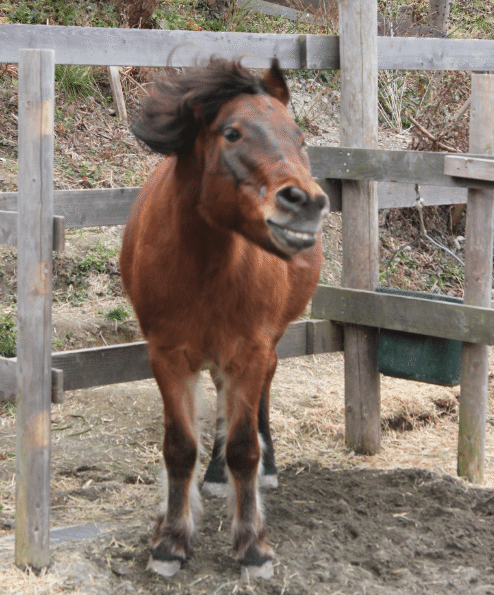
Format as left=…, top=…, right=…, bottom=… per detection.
left=115, top=0, right=159, bottom=28
left=204, top=0, right=234, bottom=20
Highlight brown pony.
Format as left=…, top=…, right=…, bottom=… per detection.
left=120, top=57, right=328, bottom=579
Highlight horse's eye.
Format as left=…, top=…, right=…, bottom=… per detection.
left=224, top=128, right=242, bottom=142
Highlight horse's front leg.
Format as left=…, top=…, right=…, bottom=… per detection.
left=222, top=351, right=275, bottom=579
left=146, top=343, right=201, bottom=577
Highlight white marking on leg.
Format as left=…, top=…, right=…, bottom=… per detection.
left=146, top=557, right=181, bottom=577
left=241, top=561, right=274, bottom=580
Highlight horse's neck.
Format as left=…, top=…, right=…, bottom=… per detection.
left=171, top=155, right=239, bottom=269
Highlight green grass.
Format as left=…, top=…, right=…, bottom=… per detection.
left=9, top=0, right=118, bottom=27
left=77, top=241, right=119, bottom=274
left=101, top=305, right=131, bottom=322
left=0, top=313, right=16, bottom=358
left=55, top=65, right=101, bottom=99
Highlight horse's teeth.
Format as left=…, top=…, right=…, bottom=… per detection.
left=284, top=229, right=313, bottom=241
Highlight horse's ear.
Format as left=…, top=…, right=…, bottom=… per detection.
left=261, top=59, right=290, bottom=106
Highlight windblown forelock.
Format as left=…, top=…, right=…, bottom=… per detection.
left=131, top=58, right=266, bottom=156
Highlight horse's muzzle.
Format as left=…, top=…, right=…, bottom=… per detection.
left=265, top=185, right=329, bottom=254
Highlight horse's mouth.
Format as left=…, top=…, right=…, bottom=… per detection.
left=266, top=221, right=317, bottom=254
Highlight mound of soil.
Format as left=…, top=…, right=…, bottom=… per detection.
left=38, top=466, right=494, bottom=595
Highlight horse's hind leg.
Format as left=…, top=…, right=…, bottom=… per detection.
left=146, top=344, right=201, bottom=577
left=258, top=351, right=278, bottom=488
left=203, top=352, right=278, bottom=496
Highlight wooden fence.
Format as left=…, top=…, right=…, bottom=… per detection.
left=1, top=11, right=494, bottom=569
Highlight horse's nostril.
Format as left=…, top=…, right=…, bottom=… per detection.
left=315, top=193, right=329, bottom=211
left=275, top=186, right=308, bottom=209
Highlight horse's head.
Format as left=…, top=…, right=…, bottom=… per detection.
left=132, top=57, right=329, bottom=258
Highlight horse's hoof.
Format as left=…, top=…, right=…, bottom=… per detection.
left=259, top=473, right=278, bottom=490
left=202, top=481, right=228, bottom=498
left=241, top=560, right=274, bottom=580
left=147, top=541, right=186, bottom=577
left=146, top=556, right=181, bottom=577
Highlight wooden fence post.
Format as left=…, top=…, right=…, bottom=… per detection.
left=339, top=0, right=380, bottom=454
left=15, top=48, right=54, bottom=571
left=457, top=74, right=494, bottom=484
left=107, top=66, right=127, bottom=121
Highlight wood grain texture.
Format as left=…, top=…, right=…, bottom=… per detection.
left=0, top=182, right=470, bottom=227
left=48, top=320, right=341, bottom=393
left=339, top=0, right=380, bottom=455
left=0, top=188, right=139, bottom=228
left=0, top=25, right=309, bottom=69
left=15, top=49, right=54, bottom=571
left=458, top=74, right=494, bottom=485
left=107, top=66, right=127, bottom=121
left=312, top=286, right=494, bottom=345
left=444, top=155, right=494, bottom=183
left=309, top=147, right=494, bottom=189
left=0, top=355, right=17, bottom=393
left=0, top=211, right=64, bottom=250
left=1, top=25, right=494, bottom=71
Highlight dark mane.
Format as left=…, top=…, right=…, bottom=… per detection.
left=131, top=57, right=277, bottom=156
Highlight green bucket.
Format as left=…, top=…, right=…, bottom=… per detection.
left=376, top=287, right=462, bottom=387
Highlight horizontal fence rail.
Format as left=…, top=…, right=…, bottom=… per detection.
left=1, top=25, right=494, bottom=71
left=2, top=147, right=488, bottom=231
left=0, top=210, right=65, bottom=249
left=308, top=147, right=494, bottom=189
left=444, top=155, right=494, bottom=183
left=312, top=286, right=494, bottom=345
left=0, top=319, right=342, bottom=399
left=0, top=183, right=471, bottom=231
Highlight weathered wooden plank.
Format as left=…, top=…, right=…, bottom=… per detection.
left=307, top=319, right=343, bottom=354
left=0, top=182, right=470, bottom=229
left=306, top=35, right=340, bottom=70
left=458, top=74, right=494, bottom=485
left=312, top=286, right=494, bottom=345
left=0, top=25, right=309, bottom=69
left=48, top=187, right=139, bottom=228
left=308, top=147, right=494, bottom=189
left=276, top=320, right=307, bottom=359
left=0, top=361, right=65, bottom=404
left=445, top=155, right=494, bottom=183
left=15, top=48, right=54, bottom=571
left=376, top=182, right=467, bottom=208
left=0, top=188, right=139, bottom=228
left=0, top=211, right=65, bottom=250
left=311, top=35, right=494, bottom=71
left=0, top=355, right=17, bottom=394
left=339, top=0, right=380, bottom=456
left=2, top=25, right=494, bottom=71
left=52, top=341, right=152, bottom=391
left=107, top=66, right=127, bottom=121
left=377, top=36, right=494, bottom=71
left=49, top=319, right=323, bottom=392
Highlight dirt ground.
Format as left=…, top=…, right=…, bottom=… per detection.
left=2, top=347, right=494, bottom=594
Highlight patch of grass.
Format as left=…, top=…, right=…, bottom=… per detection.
left=10, top=0, right=118, bottom=27
left=0, top=313, right=16, bottom=358
left=55, top=65, right=100, bottom=100
left=67, top=288, right=89, bottom=307
left=102, top=305, right=130, bottom=322
left=77, top=241, right=118, bottom=274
